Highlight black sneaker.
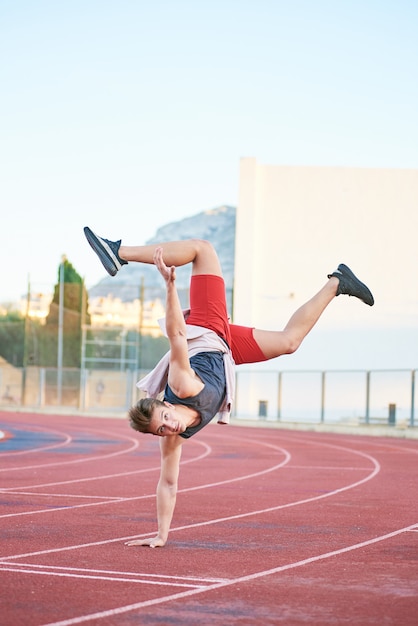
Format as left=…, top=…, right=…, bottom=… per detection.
left=83, top=227, right=128, bottom=276
left=328, top=263, right=374, bottom=306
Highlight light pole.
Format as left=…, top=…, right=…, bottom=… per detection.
left=57, top=256, right=66, bottom=404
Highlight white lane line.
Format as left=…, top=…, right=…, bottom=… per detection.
left=0, top=444, right=377, bottom=562
left=286, top=465, right=372, bottom=471
left=317, top=436, right=418, bottom=455
left=0, top=438, right=210, bottom=491
left=0, top=562, right=228, bottom=584
left=1, top=491, right=125, bottom=500
left=0, top=437, right=289, bottom=518
left=0, top=441, right=213, bottom=518
left=1, top=433, right=213, bottom=491
left=0, top=492, right=156, bottom=519
left=0, top=427, right=139, bottom=473
left=0, top=438, right=378, bottom=550
left=0, top=457, right=368, bottom=500
left=0, top=445, right=289, bottom=520
left=0, top=566, right=207, bottom=588
left=0, top=562, right=228, bottom=582
left=40, top=522, right=418, bottom=626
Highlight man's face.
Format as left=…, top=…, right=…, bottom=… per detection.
left=149, top=402, right=186, bottom=437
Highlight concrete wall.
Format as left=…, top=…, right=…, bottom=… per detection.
left=234, top=158, right=418, bottom=371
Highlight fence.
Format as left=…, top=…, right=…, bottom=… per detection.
left=0, top=365, right=416, bottom=428
left=235, top=368, right=416, bottom=427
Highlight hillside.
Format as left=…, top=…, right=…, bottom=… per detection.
left=88, top=205, right=236, bottom=311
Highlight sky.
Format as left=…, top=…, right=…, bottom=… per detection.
left=1, top=0, right=417, bottom=303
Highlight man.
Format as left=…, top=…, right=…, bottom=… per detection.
left=84, top=226, right=374, bottom=547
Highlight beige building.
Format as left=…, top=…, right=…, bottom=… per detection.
left=88, top=295, right=165, bottom=336
left=16, top=291, right=165, bottom=337
left=19, top=292, right=53, bottom=323
left=234, top=158, right=418, bottom=372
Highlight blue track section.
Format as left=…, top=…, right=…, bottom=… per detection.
left=0, top=426, right=63, bottom=452
left=0, top=424, right=119, bottom=454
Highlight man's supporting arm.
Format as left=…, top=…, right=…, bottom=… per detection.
left=125, top=436, right=183, bottom=548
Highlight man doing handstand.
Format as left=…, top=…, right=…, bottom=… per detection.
left=84, top=226, right=374, bottom=547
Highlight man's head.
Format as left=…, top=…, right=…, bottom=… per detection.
left=129, top=398, right=187, bottom=437
left=129, top=398, right=161, bottom=434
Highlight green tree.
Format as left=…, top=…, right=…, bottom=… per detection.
left=42, top=257, right=90, bottom=367
left=0, top=311, right=25, bottom=366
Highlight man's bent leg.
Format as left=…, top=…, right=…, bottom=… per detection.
left=120, top=239, right=223, bottom=276
left=84, top=227, right=222, bottom=277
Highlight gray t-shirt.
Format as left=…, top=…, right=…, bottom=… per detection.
left=164, top=351, right=226, bottom=439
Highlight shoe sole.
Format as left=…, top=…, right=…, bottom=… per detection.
left=83, top=227, right=119, bottom=276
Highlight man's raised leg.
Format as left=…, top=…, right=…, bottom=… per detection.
left=252, top=264, right=374, bottom=360
left=84, top=227, right=222, bottom=277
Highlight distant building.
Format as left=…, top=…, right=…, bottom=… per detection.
left=19, top=292, right=53, bottom=324
left=15, top=289, right=165, bottom=337
left=88, top=295, right=166, bottom=336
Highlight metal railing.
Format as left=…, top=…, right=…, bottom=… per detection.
left=235, top=368, right=416, bottom=427
left=0, top=366, right=416, bottom=428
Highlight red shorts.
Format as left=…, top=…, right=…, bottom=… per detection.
left=186, top=275, right=267, bottom=365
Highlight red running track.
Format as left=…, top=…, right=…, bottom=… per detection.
left=0, top=410, right=417, bottom=625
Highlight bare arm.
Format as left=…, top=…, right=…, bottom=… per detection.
left=153, top=247, right=203, bottom=398
left=125, top=436, right=183, bottom=548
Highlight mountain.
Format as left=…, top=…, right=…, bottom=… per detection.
left=88, top=205, right=236, bottom=310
